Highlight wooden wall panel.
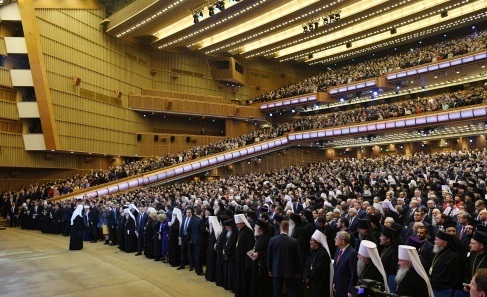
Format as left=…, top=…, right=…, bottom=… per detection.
left=0, top=67, right=13, bottom=87
left=0, top=100, right=19, bottom=120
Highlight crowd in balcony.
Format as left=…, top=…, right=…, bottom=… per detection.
left=251, top=29, right=487, bottom=103
left=0, top=85, right=484, bottom=201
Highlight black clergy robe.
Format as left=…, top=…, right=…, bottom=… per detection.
left=224, top=230, right=238, bottom=291
left=396, top=268, right=429, bottom=296
left=380, top=244, right=398, bottom=276
left=234, top=226, right=255, bottom=297
left=215, top=229, right=227, bottom=287
left=69, top=216, right=84, bottom=250
left=250, top=233, right=272, bottom=297
left=124, top=215, right=138, bottom=253
left=119, top=216, right=127, bottom=252
left=205, top=230, right=217, bottom=282
left=429, top=247, right=459, bottom=290
left=303, top=246, right=331, bottom=297
left=359, top=262, right=383, bottom=284
left=464, top=252, right=487, bottom=283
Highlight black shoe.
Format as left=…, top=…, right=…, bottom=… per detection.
left=154, top=258, right=160, bottom=262
left=177, top=266, right=185, bottom=270
left=110, top=243, right=115, bottom=246
left=189, top=267, right=194, bottom=271
left=135, top=252, right=142, bottom=256
left=197, top=271, right=205, bottom=276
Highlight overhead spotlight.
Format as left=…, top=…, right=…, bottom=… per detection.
left=335, top=13, right=340, bottom=21
left=303, top=25, right=308, bottom=34
left=308, top=23, right=314, bottom=32
left=323, top=16, right=328, bottom=25
left=208, top=6, right=214, bottom=16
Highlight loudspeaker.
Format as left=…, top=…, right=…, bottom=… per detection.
left=137, top=134, right=142, bottom=141
left=154, top=135, right=159, bottom=142
left=85, top=157, right=93, bottom=163
left=441, top=11, right=448, bottom=18
left=390, top=28, right=397, bottom=35
left=72, top=76, right=81, bottom=86
left=170, top=135, right=175, bottom=142
left=308, top=53, right=313, bottom=59
left=186, top=136, right=191, bottom=143
left=11, top=172, right=20, bottom=178
left=167, top=101, right=173, bottom=109
left=346, top=42, right=352, bottom=48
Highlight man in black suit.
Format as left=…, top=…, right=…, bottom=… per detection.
left=267, top=220, right=301, bottom=297
left=188, top=208, right=203, bottom=275
left=291, top=197, right=303, bottom=214
left=8, top=200, right=18, bottom=228
left=135, top=204, right=147, bottom=255
left=88, top=201, right=99, bottom=242
left=178, top=207, right=195, bottom=270
left=333, top=231, right=357, bottom=297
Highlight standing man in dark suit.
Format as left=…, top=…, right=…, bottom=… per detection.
left=108, top=203, right=119, bottom=246
left=188, top=208, right=203, bottom=275
left=178, top=207, right=194, bottom=270
left=267, top=220, right=301, bottom=297
left=291, top=198, right=303, bottom=214
left=135, top=204, right=147, bottom=255
left=88, top=201, right=99, bottom=242
left=333, top=231, right=357, bottom=297
left=8, top=199, right=18, bottom=228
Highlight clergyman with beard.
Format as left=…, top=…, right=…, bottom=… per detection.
left=395, top=245, right=432, bottom=296
left=429, top=229, right=460, bottom=297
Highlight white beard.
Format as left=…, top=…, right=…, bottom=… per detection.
left=289, top=220, right=295, bottom=237
left=433, top=244, right=444, bottom=254
left=357, top=259, right=366, bottom=276
left=395, top=266, right=410, bottom=284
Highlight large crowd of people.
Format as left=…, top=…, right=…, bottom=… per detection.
left=3, top=148, right=487, bottom=296
left=251, top=30, right=487, bottom=103
left=4, top=85, right=484, bottom=206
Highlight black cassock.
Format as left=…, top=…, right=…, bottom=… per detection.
left=125, top=215, right=137, bottom=253
left=224, top=231, right=238, bottom=291
left=205, top=230, right=217, bottom=282
left=250, top=233, right=272, bottom=297
left=303, top=246, right=331, bottom=297
left=396, top=268, right=429, bottom=296
left=234, top=227, right=255, bottom=297
left=380, top=244, right=398, bottom=276
left=168, top=219, right=181, bottom=267
left=144, top=219, right=155, bottom=259
left=119, top=216, right=127, bottom=252
left=215, top=229, right=227, bottom=287
left=69, top=216, right=84, bottom=250
left=360, top=262, right=383, bottom=284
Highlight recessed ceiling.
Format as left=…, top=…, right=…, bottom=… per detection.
left=105, top=0, right=487, bottom=64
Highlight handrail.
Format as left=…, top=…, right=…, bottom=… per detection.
left=51, top=104, right=486, bottom=201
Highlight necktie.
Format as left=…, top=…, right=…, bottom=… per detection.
left=184, top=217, right=190, bottom=235
left=459, top=226, right=465, bottom=239
left=336, top=249, right=344, bottom=264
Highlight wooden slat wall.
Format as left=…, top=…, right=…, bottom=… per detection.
left=0, top=67, right=13, bottom=87
left=136, top=133, right=226, bottom=157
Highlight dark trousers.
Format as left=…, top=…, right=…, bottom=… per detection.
left=63, top=222, right=70, bottom=236
left=273, top=277, right=296, bottom=297
left=90, top=223, right=98, bottom=241
left=109, top=226, right=118, bottom=244
left=9, top=213, right=17, bottom=227
left=193, top=244, right=202, bottom=273
left=180, top=236, right=194, bottom=268
left=137, top=231, right=145, bottom=253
